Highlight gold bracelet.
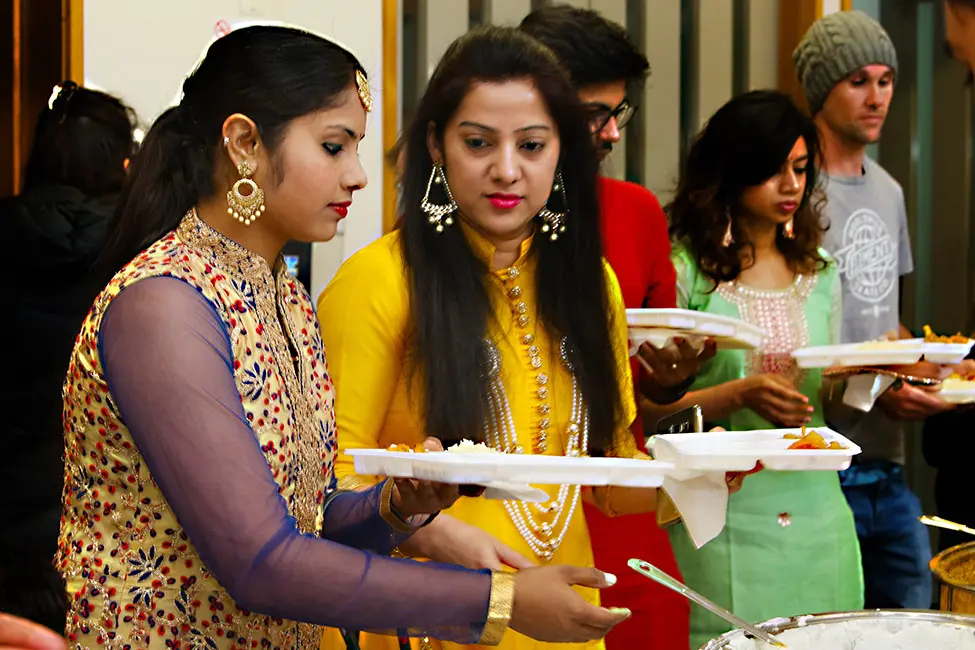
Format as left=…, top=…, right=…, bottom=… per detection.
left=379, top=479, right=419, bottom=534
left=478, top=571, right=514, bottom=645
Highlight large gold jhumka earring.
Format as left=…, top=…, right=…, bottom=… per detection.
left=227, top=160, right=265, bottom=226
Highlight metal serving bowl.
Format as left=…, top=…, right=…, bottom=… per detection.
left=931, top=541, right=975, bottom=614
left=699, top=610, right=975, bottom=649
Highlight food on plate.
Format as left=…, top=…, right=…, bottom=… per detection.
left=785, top=427, right=847, bottom=450
left=446, top=439, right=500, bottom=454
left=386, top=443, right=427, bottom=453
left=943, top=373, right=975, bottom=390
left=923, top=324, right=971, bottom=344
left=855, top=339, right=914, bottom=350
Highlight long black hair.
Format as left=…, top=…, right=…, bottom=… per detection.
left=98, top=26, right=365, bottom=274
left=669, top=90, right=828, bottom=286
left=23, top=82, right=136, bottom=196
left=399, top=26, right=624, bottom=454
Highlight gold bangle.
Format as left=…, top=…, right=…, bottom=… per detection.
left=379, top=479, right=418, bottom=534
left=478, top=571, right=514, bottom=646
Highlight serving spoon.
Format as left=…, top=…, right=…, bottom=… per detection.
left=628, top=559, right=787, bottom=648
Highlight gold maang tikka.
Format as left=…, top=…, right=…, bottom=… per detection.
left=355, top=69, right=373, bottom=112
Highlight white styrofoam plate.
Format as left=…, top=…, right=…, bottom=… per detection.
left=938, top=377, right=975, bottom=404
left=348, top=449, right=674, bottom=488
left=648, top=427, right=861, bottom=475
left=484, top=454, right=674, bottom=488
left=626, top=309, right=766, bottom=357
left=628, top=328, right=759, bottom=357
left=907, top=338, right=975, bottom=365
left=792, top=341, right=924, bottom=369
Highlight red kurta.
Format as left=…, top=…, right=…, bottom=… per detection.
left=586, top=176, right=689, bottom=650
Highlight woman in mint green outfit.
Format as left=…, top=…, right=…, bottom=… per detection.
left=657, top=91, right=863, bottom=649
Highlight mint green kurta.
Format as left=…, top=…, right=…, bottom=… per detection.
left=668, top=245, right=863, bottom=650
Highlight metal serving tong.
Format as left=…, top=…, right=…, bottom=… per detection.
left=628, top=559, right=787, bottom=648
left=920, top=515, right=975, bottom=537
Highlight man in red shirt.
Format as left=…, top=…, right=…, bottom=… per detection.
left=522, top=7, right=712, bottom=649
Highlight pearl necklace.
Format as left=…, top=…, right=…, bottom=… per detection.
left=480, top=264, right=588, bottom=561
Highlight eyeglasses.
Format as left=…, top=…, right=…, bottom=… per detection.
left=586, top=99, right=635, bottom=134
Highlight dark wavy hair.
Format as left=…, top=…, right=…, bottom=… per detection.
left=97, top=26, right=365, bottom=275
left=399, top=26, right=623, bottom=454
left=519, top=4, right=649, bottom=89
left=24, top=82, right=137, bottom=196
left=669, top=90, right=828, bottom=286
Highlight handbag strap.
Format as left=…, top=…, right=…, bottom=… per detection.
left=340, top=629, right=361, bottom=650
left=340, top=629, right=412, bottom=650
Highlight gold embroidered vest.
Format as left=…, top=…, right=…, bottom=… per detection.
left=57, top=212, right=334, bottom=650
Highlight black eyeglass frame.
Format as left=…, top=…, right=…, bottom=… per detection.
left=586, top=98, right=636, bottom=134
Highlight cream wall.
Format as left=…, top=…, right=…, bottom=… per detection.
left=83, top=0, right=385, bottom=300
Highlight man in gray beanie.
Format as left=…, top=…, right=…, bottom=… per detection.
left=795, top=10, right=955, bottom=611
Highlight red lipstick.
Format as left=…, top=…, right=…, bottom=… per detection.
left=486, top=193, right=522, bottom=210
left=329, top=201, right=351, bottom=218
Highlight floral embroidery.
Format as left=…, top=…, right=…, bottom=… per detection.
left=58, top=211, right=334, bottom=649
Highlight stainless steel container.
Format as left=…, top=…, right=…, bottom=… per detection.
left=699, top=610, right=975, bottom=649
left=931, top=541, right=975, bottom=614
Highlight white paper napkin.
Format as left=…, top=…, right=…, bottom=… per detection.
left=843, top=373, right=897, bottom=412
left=628, top=329, right=707, bottom=357
left=660, top=472, right=730, bottom=549
left=480, top=481, right=548, bottom=502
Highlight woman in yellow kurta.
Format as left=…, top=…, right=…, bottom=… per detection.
left=318, top=27, right=656, bottom=650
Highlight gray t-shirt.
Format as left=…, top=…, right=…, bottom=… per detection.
left=820, top=157, right=914, bottom=465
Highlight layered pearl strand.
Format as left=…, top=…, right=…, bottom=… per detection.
left=479, top=265, right=588, bottom=561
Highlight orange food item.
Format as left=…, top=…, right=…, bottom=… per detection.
left=923, top=324, right=970, bottom=344
left=788, top=431, right=828, bottom=450
left=784, top=426, right=848, bottom=450
left=386, top=443, right=426, bottom=453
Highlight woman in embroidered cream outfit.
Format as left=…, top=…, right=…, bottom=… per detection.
left=58, top=25, right=623, bottom=650
left=318, top=27, right=659, bottom=650
left=651, top=91, right=863, bottom=649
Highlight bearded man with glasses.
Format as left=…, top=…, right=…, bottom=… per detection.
left=521, top=7, right=712, bottom=650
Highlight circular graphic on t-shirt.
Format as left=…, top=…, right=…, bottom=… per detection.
left=835, top=208, right=897, bottom=304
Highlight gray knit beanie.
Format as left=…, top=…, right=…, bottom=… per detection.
left=793, top=11, right=898, bottom=114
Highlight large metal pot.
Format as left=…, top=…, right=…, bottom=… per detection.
left=699, top=610, right=975, bottom=649
left=931, top=541, right=975, bottom=614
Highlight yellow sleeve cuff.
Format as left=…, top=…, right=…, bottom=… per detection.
left=478, top=571, right=514, bottom=645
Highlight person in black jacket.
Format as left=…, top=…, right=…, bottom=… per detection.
left=1, top=82, right=137, bottom=560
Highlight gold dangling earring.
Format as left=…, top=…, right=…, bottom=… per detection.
left=420, top=162, right=457, bottom=232
left=722, top=207, right=734, bottom=247
left=226, top=160, right=265, bottom=226
left=783, top=217, right=795, bottom=239
left=537, top=171, right=568, bottom=241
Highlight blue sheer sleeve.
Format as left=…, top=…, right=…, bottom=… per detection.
left=98, top=276, right=494, bottom=641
